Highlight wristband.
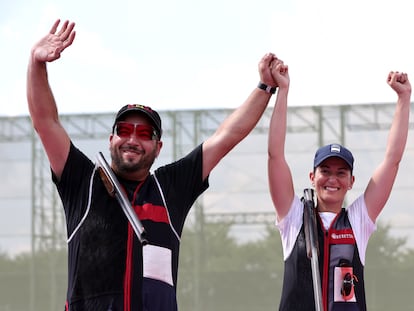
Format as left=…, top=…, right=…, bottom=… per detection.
left=257, top=82, right=277, bottom=94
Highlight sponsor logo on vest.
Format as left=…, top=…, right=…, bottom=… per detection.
left=331, top=233, right=354, bottom=240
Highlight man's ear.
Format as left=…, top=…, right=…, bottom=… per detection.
left=155, top=141, right=163, bottom=158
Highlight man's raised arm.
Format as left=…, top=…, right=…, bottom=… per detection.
left=27, top=19, right=76, bottom=178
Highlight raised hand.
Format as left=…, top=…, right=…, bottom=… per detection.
left=31, top=19, right=76, bottom=63
left=270, top=58, right=289, bottom=90
left=387, top=71, right=411, bottom=97
left=258, top=53, right=278, bottom=88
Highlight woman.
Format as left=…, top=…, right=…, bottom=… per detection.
left=267, top=60, right=411, bottom=311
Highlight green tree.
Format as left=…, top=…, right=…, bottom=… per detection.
left=0, top=221, right=413, bottom=310
left=0, top=250, right=67, bottom=311
left=178, top=223, right=284, bottom=311
left=178, top=221, right=414, bottom=311
left=365, top=222, right=413, bottom=311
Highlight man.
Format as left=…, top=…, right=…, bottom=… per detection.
left=27, top=19, right=280, bottom=310
left=267, top=58, right=411, bottom=310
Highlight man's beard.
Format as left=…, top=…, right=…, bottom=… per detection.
left=110, top=145, right=157, bottom=175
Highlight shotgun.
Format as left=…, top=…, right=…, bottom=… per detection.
left=96, top=151, right=147, bottom=245
left=302, top=188, right=323, bottom=311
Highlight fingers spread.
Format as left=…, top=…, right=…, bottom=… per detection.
left=49, top=19, right=61, bottom=34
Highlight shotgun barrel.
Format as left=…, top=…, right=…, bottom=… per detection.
left=302, top=188, right=323, bottom=311
left=96, top=152, right=147, bottom=245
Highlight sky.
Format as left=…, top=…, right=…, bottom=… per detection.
left=1, top=0, right=414, bottom=117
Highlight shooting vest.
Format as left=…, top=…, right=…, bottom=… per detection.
left=279, top=208, right=366, bottom=311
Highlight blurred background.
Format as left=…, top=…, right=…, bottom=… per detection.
left=0, top=103, right=413, bottom=310
left=2, top=0, right=414, bottom=309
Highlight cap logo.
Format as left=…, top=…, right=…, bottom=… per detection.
left=331, top=144, right=341, bottom=153
left=127, top=104, right=153, bottom=112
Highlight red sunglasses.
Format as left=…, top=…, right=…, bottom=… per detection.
left=114, top=122, right=158, bottom=140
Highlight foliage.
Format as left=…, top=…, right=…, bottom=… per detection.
left=177, top=221, right=414, bottom=311
left=177, top=223, right=285, bottom=311
left=0, top=249, right=67, bottom=311
left=0, top=222, right=413, bottom=310
left=365, top=222, right=413, bottom=311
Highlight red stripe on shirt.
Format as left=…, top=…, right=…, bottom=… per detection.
left=123, top=225, right=134, bottom=311
left=134, top=203, right=169, bottom=224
